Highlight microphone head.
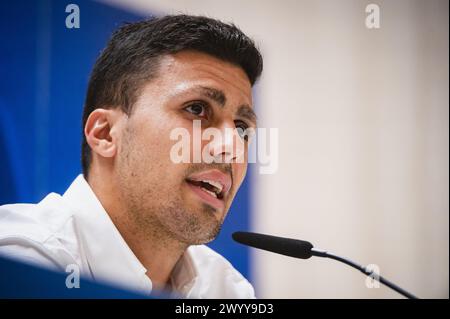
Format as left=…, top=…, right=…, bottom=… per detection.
left=232, top=231, right=314, bottom=259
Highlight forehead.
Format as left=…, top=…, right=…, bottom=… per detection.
left=153, top=51, right=253, bottom=106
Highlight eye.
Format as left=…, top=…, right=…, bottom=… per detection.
left=184, top=102, right=208, bottom=118
left=235, top=120, right=251, bottom=142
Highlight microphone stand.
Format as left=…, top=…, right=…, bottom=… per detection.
left=311, top=248, right=418, bottom=299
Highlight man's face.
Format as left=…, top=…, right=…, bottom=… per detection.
left=114, top=51, right=255, bottom=245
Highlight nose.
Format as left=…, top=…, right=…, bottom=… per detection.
left=204, top=123, right=246, bottom=164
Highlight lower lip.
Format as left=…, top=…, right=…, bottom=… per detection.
left=186, top=181, right=225, bottom=211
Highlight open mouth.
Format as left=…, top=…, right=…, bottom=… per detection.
left=185, top=170, right=232, bottom=210
left=186, top=179, right=225, bottom=199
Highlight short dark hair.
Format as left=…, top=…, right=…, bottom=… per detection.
left=81, top=14, right=263, bottom=177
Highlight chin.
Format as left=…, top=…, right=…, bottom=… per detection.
left=175, top=218, right=222, bottom=245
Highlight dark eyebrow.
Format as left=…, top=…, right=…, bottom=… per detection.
left=196, top=86, right=257, bottom=126
left=237, top=104, right=257, bottom=127
left=198, top=86, right=226, bottom=107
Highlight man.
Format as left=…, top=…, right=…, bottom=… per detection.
left=0, top=15, right=263, bottom=298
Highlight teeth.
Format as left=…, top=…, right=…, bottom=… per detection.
left=201, top=187, right=217, bottom=198
left=201, top=180, right=223, bottom=193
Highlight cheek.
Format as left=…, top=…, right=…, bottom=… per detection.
left=118, top=124, right=164, bottom=173
left=133, top=117, right=176, bottom=161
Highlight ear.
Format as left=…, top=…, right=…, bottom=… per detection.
left=84, top=108, right=124, bottom=159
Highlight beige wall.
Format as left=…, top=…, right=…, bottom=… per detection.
left=102, top=0, right=449, bottom=298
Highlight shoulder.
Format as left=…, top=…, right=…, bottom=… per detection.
left=0, top=194, right=78, bottom=270
left=0, top=193, right=74, bottom=242
left=187, top=245, right=256, bottom=299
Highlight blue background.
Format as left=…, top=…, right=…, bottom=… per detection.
left=0, top=0, right=252, bottom=284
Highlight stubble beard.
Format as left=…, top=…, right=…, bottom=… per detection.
left=117, top=138, right=223, bottom=246
left=123, top=184, right=223, bottom=246
left=119, top=160, right=223, bottom=245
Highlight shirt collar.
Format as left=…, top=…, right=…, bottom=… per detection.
left=62, top=175, right=152, bottom=295
left=62, top=174, right=200, bottom=297
left=170, top=246, right=198, bottom=297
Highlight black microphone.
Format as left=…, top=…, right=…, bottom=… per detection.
left=232, top=231, right=418, bottom=299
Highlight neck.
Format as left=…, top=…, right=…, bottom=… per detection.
left=87, top=170, right=187, bottom=292
left=112, top=213, right=187, bottom=291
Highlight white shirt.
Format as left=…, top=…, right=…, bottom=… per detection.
left=0, top=175, right=255, bottom=298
